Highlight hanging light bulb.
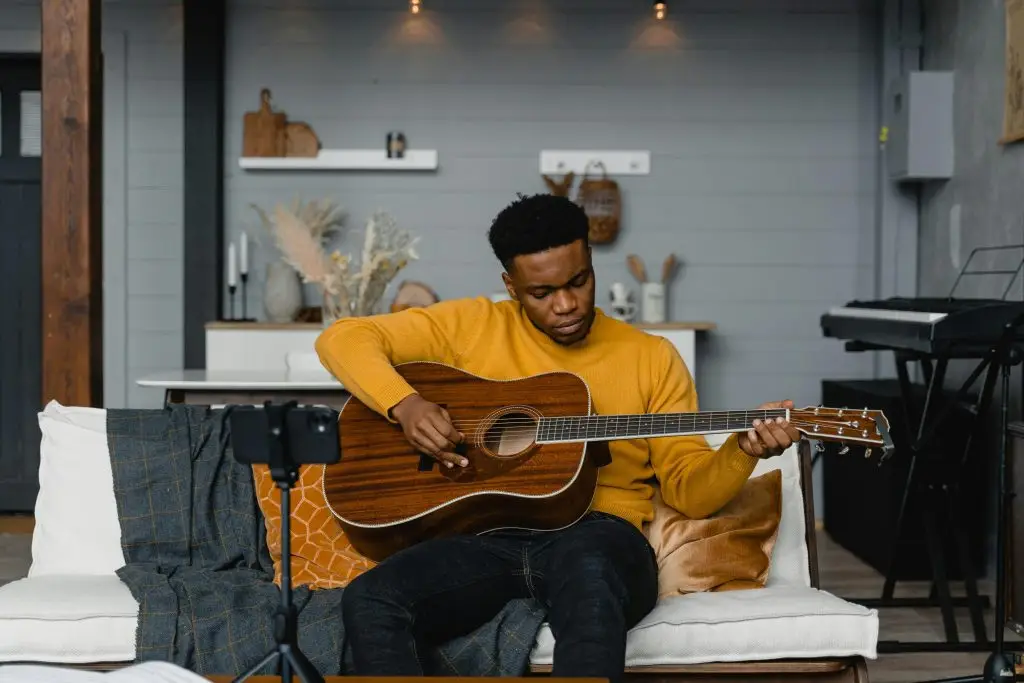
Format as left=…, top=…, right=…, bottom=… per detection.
left=410, top=0, right=420, bottom=13
left=653, top=1, right=666, bottom=20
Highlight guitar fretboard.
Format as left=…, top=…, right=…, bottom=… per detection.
left=535, top=409, right=788, bottom=443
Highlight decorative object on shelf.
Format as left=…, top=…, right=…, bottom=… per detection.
left=626, top=253, right=647, bottom=284
left=286, top=121, right=321, bottom=158
left=226, top=241, right=238, bottom=320
left=387, top=131, right=407, bottom=159
left=608, top=282, right=636, bottom=322
left=222, top=233, right=257, bottom=322
left=243, top=89, right=286, bottom=157
left=542, top=172, right=574, bottom=197
left=243, top=88, right=322, bottom=158
left=263, top=261, right=304, bottom=323
left=625, top=252, right=680, bottom=324
left=254, top=197, right=419, bottom=326
left=390, top=280, right=439, bottom=313
left=240, top=231, right=256, bottom=321
left=641, top=281, right=666, bottom=324
left=625, top=252, right=662, bottom=323
left=575, top=160, right=621, bottom=244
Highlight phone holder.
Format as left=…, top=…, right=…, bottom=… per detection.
left=228, top=400, right=341, bottom=683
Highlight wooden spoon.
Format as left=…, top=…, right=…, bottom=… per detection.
left=661, top=254, right=678, bottom=284
left=627, top=254, right=647, bottom=283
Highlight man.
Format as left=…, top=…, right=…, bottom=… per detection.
left=315, top=193, right=801, bottom=682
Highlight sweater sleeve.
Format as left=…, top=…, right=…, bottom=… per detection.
left=314, top=297, right=489, bottom=419
left=646, top=337, right=760, bottom=519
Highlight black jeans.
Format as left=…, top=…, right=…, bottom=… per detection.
left=341, top=511, right=659, bottom=682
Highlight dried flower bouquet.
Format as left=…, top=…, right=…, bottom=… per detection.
left=253, top=197, right=418, bottom=321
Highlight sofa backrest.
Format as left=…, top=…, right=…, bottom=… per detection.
left=29, top=402, right=815, bottom=589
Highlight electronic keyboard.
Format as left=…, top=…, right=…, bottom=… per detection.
left=820, top=297, right=1024, bottom=354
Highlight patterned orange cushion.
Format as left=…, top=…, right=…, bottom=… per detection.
left=252, top=463, right=376, bottom=589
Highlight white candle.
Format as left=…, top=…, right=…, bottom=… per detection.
left=228, top=243, right=237, bottom=288
left=240, top=231, right=248, bottom=275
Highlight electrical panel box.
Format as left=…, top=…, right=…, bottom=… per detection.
left=886, top=70, right=954, bottom=181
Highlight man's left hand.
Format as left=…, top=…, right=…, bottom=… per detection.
left=736, top=400, right=802, bottom=459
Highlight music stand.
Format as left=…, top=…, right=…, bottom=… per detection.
left=229, top=400, right=338, bottom=683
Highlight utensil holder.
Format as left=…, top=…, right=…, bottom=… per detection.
left=641, top=282, right=665, bottom=323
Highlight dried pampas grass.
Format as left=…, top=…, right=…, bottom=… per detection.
left=254, top=197, right=417, bottom=320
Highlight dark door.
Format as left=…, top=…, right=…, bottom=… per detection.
left=0, top=55, right=42, bottom=512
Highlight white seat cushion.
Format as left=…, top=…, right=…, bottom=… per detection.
left=0, top=575, right=138, bottom=664
left=529, top=585, right=878, bottom=667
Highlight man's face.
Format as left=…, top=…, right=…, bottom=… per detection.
left=502, top=239, right=596, bottom=345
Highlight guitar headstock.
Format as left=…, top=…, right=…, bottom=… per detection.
left=789, top=406, right=894, bottom=460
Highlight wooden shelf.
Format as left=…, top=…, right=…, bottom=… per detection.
left=238, top=149, right=438, bottom=171
left=635, top=321, right=717, bottom=331
left=206, top=321, right=323, bottom=330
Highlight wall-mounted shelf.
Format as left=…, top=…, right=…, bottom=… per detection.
left=540, top=150, right=650, bottom=176
left=239, top=149, right=438, bottom=171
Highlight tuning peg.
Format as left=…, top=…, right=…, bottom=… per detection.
left=864, top=448, right=873, bottom=459
left=839, top=445, right=850, bottom=454
left=814, top=441, right=825, bottom=453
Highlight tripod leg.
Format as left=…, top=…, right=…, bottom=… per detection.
left=232, top=648, right=280, bottom=683
left=285, top=645, right=326, bottom=683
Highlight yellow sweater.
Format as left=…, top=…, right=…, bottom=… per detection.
left=314, top=296, right=759, bottom=531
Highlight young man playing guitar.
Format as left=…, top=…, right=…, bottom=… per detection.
left=314, top=193, right=802, bottom=682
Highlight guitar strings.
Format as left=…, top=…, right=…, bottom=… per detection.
left=433, top=419, right=832, bottom=439
left=442, top=409, right=791, bottom=429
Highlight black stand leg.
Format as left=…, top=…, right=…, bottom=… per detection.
left=850, top=347, right=1007, bottom=651
left=919, top=345, right=1020, bottom=683
left=233, top=404, right=325, bottom=683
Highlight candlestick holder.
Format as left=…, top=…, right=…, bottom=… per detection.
left=238, top=272, right=256, bottom=322
left=228, top=284, right=237, bottom=321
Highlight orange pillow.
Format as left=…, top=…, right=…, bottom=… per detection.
left=252, top=463, right=376, bottom=589
left=645, top=469, right=782, bottom=598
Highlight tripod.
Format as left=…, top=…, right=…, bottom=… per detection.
left=920, top=318, right=1024, bottom=683
left=232, top=402, right=326, bottom=683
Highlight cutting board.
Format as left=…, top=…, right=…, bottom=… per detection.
left=243, top=88, right=286, bottom=157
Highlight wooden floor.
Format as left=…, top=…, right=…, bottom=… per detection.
left=0, top=519, right=1021, bottom=682
left=817, top=530, right=1022, bottom=683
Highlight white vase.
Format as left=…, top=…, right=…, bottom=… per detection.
left=263, top=261, right=303, bottom=323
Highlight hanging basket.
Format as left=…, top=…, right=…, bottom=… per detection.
left=575, top=161, right=621, bottom=244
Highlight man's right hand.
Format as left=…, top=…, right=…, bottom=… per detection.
left=390, top=394, right=468, bottom=468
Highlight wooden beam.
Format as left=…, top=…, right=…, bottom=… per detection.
left=40, top=0, right=103, bottom=407
left=183, top=0, right=226, bottom=369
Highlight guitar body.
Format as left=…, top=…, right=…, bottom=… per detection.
left=322, top=361, right=609, bottom=562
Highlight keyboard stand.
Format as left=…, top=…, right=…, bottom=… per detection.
left=840, top=334, right=1024, bottom=653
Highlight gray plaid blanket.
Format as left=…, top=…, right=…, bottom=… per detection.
left=107, top=404, right=546, bottom=677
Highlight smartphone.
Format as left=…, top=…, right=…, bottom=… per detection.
left=229, top=402, right=341, bottom=466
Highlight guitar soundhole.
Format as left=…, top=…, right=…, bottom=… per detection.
left=482, top=410, right=538, bottom=459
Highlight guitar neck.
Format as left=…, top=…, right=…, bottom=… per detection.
left=535, top=408, right=788, bottom=443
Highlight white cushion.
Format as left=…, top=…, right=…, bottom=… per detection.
left=0, top=575, right=138, bottom=663
left=0, top=661, right=207, bottom=683
left=530, top=585, right=878, bottom=666
left=30, top=401, right=125, bottom=577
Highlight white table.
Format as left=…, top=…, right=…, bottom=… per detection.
left=136, top=369, right=350, bottom=408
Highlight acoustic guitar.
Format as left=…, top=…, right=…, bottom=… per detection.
left=322, top=361, right=894, bottom=561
